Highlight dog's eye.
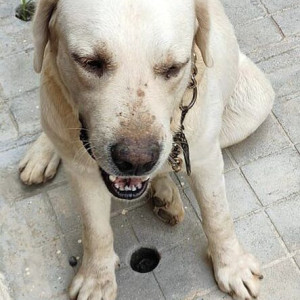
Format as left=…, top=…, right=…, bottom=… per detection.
left=165, top=65, right=181, bottom=79
left=72, top=54, right=106, bottom=76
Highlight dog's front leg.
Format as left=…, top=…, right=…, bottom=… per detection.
left=65, top=163, right=118, bottom=300
left=190, top=144, right=262, bottom=300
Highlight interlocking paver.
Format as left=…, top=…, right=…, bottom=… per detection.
left=234, top=17, right=282, bottom=53
left=272, top=6, right=300, bottom=36
left=235, top=212, right=286, bottom=265
left=261, top=0, right=300, bottom=13
left=273, top=96, right=300, bottom=144
left=229, top=115, right=291, bottom=166
left=242, top=147, right=300, bottom=205
left=154, top=234, right=215, bottom=300
left=0, top=51, right=39, bottom=99
left=0, top=0, right=300, bottom=299
left=259, top=259, right=300, bottom=300
left=10, top=88, right=41, bottom=137
left=266, top=194, right=300, bottom=252
left=116, top=268, right=165, bottom=300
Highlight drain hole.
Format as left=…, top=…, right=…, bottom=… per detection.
left=130, top=247, right=160, bottom=273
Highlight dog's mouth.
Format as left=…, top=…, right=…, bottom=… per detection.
left=100, top=168, right=150, bottom=200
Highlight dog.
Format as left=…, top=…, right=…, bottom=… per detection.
left=19, top=0, right=275, bottom=299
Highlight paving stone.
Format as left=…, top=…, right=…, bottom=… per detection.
left=268, top=63, right=300, bottom=99
left=235, top=212, right=286, bottom=265
left=63, top=228, right=83, bottom=264
left=47, top=185, right=82, bottom=234
left=0, top=17, right=33, bottom=58
left=154, top=234, right=216, bottom=300
left=235, top=17, right=282, bottom=53
left=294, top=254, right=300, bottom=269
left=261, top=0, right=299, bottom=12
left=222, top=150, right=236, bottom=173
left=0, top=109, right=18, bottom=143
left=273, top=97, right=300, bottom=145
left=222, top=0, right=265, bottom=27
left=0, top=0, right=20, bottom=19
left=128, top=193, right=203, bottom=251
left=0, top=51, right=39, bottom=99
left=199, top=289, right=230, bottom=300
left=229, top=115, right=291, bottom=165
left=273, top=6, right=300, bottom=36
left=116, top=268, right=165, bottom=300
left=10, top=88, right=41, bottom=136
left=111, top=215, right=139, bottom=269
left=242, top=148, right=300, bottom=205
left=15, top=194, right=63, bottom=248
left=225, top=169, right=261, bottom=219
left=260, top=259, right=300, bottom=300
left=266, top=194, right=300, bottom=252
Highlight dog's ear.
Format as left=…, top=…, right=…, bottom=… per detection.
left=33, top=0, right=58, bottom=73
left=194, top=0, right=213, bottom=67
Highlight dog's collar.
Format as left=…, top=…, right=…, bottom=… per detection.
left=168, top=53, right=198, bottom=175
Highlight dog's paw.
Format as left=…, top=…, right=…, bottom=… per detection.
left=19, top=133, right=60, bottom=185
left=214, top=252, right=263, bottom=300
left=151, top=174, right=185, bottom=226
left=69, top=255, right=118, bottom=300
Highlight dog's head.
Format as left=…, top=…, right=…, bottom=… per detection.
left=33, top=0, right=212, bottom=200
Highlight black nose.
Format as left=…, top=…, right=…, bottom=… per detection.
left=111, top=139, right=160, bottom=175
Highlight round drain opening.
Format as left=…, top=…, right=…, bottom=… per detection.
left=130, top=247, right=160, bottom=273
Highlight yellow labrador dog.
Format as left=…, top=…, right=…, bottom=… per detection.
left=19, top=0, right=274, bottom=299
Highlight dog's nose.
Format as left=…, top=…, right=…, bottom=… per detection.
left=111, top=139, right=160, bottom=175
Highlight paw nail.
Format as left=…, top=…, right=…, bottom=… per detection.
left=259, top=274, right=264, bottom=280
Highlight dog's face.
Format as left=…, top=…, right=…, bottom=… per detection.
left=34, top=0, right=211, bottom=200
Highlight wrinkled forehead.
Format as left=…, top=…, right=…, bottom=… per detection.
left=57, top=0, right=195, bottom=60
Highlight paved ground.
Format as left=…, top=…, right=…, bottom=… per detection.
left=0, top=0, right=300, bottom=299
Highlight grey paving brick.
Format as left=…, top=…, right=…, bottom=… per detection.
left=229, top=115, right=290, bottom=166
left=272, top=6, right=300, bottom=36
left=0, top=0, right=19, bottom=19
left=260, top=259, right=300, bottom=300
left=116, top=268, right=165, bottom=300
left=261, top=0, right=299, bottom=13
left=154, top=234, right=216, bottom=300
left=128, top=194, right=202, bottom=251
left=266, top=194, right=300, bottom=252
left=256, top=42, right=300, bottom=74
left=222, top=150, right=236, bottom=173
left=225, top=169, right=261, bottom=219
left=0, top=109, right=18, bottom=143
left=199, top=289, right=230, bottom=300
left=111, top=215, right=139, bottom=269
left=268, top=63, right=300, bottom=99
left=10, top=88, right=41, bottom=136
left=0, top=17, right=33, bottom=58
left=63, top=228, right=83, bottom=264
left=235, top=17, right=282, bottom=53
left=0, top=51, right=39, bottom=99
left=15, top=194, right=63, bottom=248
left=222, top=0, right=265, bottom=27
left=242, top=148, right=300, bottom=205
left=294, top=254, right=300, bottom=269
left=235, top=212, right=286, bottom=264
left=273, top=97, right=300, bottom=145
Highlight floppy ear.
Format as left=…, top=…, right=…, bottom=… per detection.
left=32, top=0, right=58, bottom=73
left=194, top=0, right=213, bottom=67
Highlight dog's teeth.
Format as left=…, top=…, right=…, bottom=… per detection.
left=109, top=175, right=116, bottom=182
left=125, top=186, right=130, bottom=191
left=114, top=183, right=119, bottom=189
left=132, top=186, right=136, bottom=191
left=141, top=176, right=149, bottom=182
left=119, top=186, right=124, bottom=191
left=137, top=183, right=142, bottom=189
